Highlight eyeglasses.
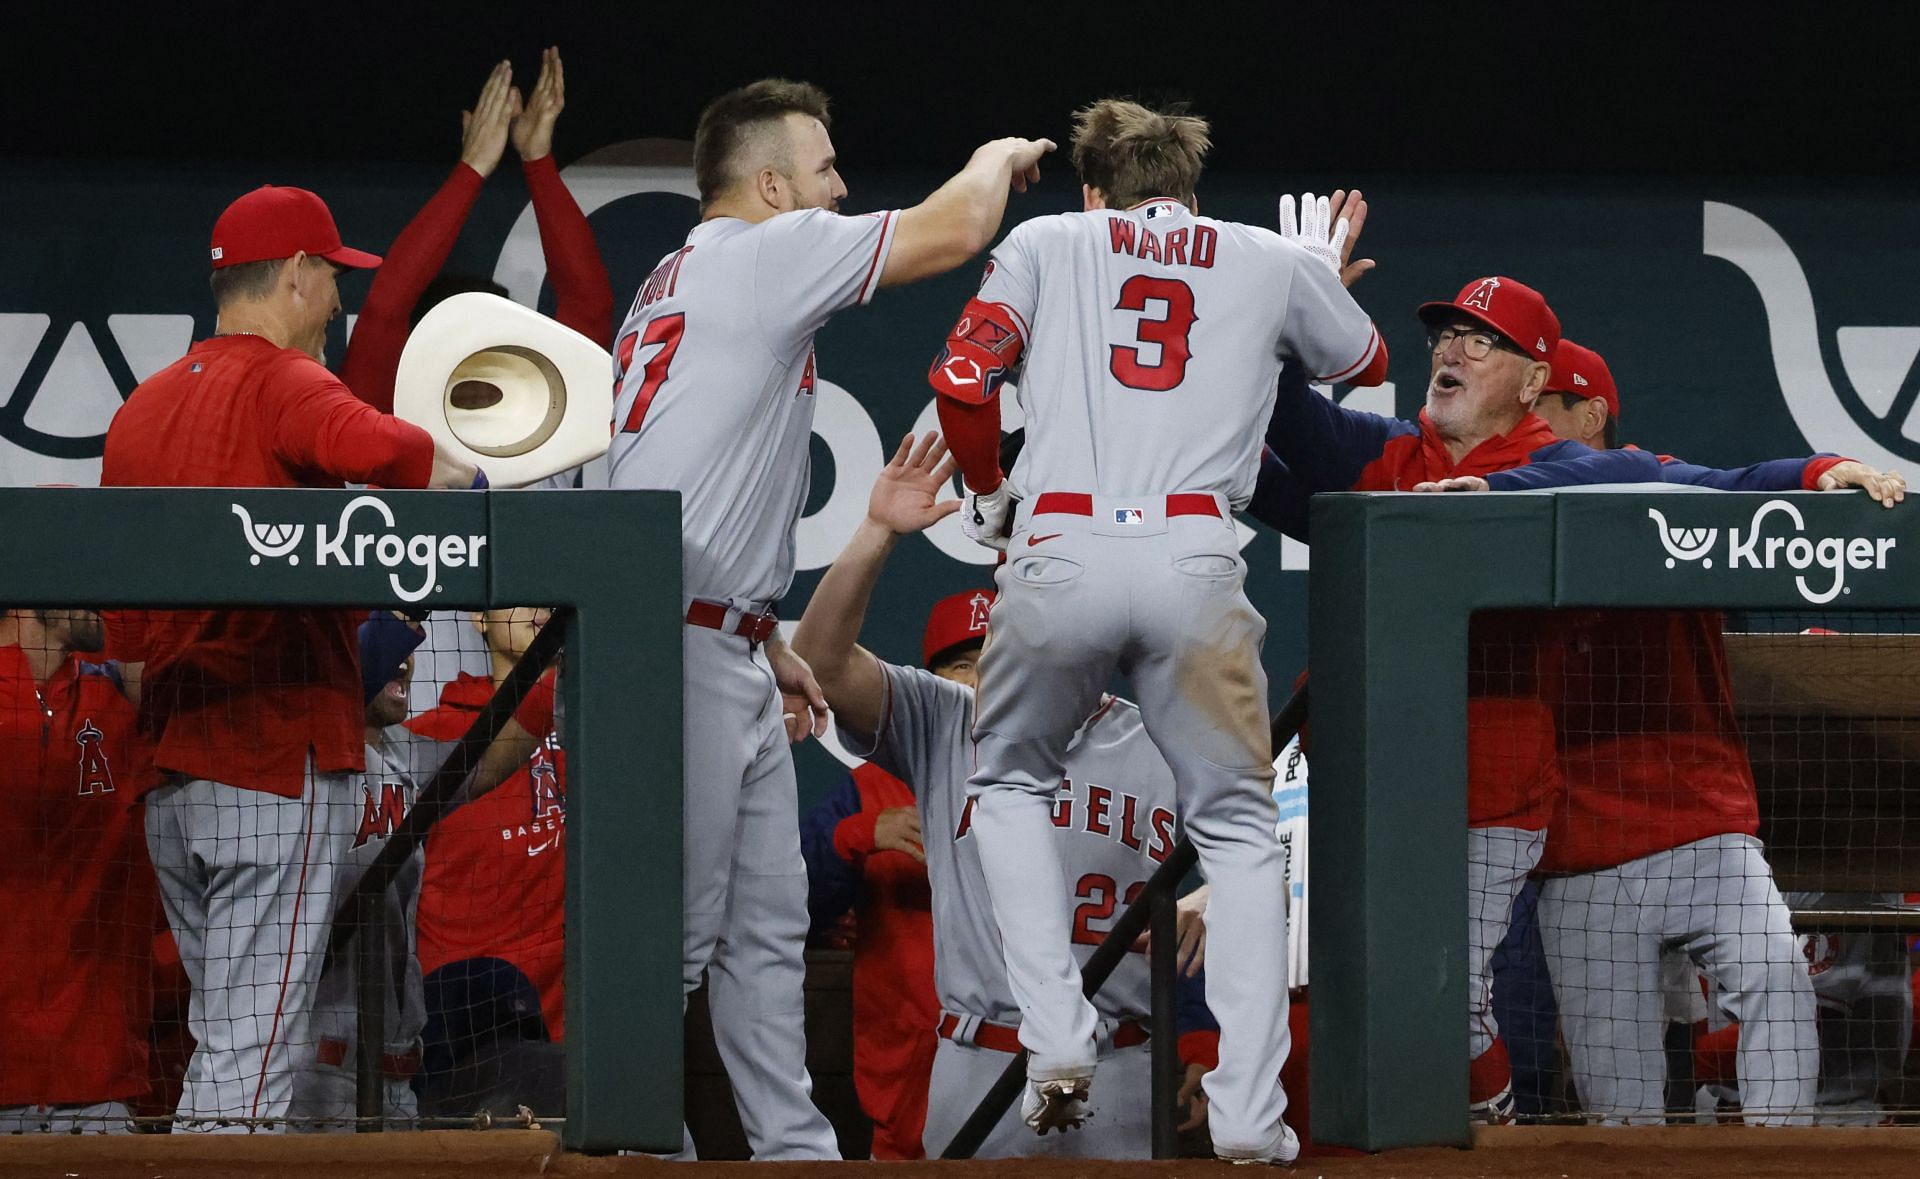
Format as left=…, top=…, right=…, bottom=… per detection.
left=1427, top=325, right=1525, bottom=361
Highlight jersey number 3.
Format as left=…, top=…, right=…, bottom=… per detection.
left=1109, top=276, right=1196, bottom=392
left=617, top=313, right=686, bottom=434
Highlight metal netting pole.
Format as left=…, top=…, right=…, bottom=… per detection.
left=355, top=891, right=386, bottom=1130
left=1148, top=886, right=1179, bottom=1157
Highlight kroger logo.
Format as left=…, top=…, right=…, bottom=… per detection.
left=1648, top=500, right=1896, bottom=604
left=232, top=495, right=487, bottom=604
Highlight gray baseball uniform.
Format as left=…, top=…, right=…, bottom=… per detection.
left=838, top=661, right=1179, bottom=1158
left=953, top=197, right=1378, bottom=1162
left=605, top=207, right=898, bottom=1160
left=288, top=735, right=426, bottom=1129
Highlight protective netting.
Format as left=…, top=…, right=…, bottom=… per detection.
left=0, top=605, right=564, bottom=1133
left=1476, top=608, right=1920, bottom=1126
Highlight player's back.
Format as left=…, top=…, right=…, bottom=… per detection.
left=997, top=201, right=1379, bottom=505
left=606, top=207, right=896, bottom=603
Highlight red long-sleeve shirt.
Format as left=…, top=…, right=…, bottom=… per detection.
left=0, top=645, right=158, bottom=1104
left=101, top=335, right=436, bottom=796
left=1540, top=609, right=1759, bottom=873
left=340, top=157, right=614, bottom=413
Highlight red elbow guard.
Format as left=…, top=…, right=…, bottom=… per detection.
left=929, top=298, right=1026, bottom=406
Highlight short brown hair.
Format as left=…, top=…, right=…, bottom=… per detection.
left=693, top=79, right=832, bottom=206
left=208, top=258, right=283, bottom=306
left=1070, top=99, right=1211, bottom=210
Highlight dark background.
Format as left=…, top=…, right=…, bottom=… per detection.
left=9, top=2, right=1918, bottom=178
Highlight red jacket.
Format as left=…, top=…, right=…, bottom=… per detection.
left=0, top=645, right=158, bottom=1103
left=801, top=762, right=937, bottom=1160
left=1540, top=610, right=1759, bottom=873
left=409, top=671, right=567, bottom=1037
left=101, top=334, right=436, bottom=796
left=1352, top=414, right=1568, bottom=831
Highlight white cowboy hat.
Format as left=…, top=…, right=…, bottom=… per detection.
left=394, top=292, right=611, bottom=488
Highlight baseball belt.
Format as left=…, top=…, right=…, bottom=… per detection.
left=937, top=1011, right=1150, bottom=1054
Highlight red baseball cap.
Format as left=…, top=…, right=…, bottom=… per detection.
left=1546, top=339, right=1620, bottom=417
left=923, top=588, right=995, bottom=667
left=210, top=186, right=382, bottom=271
left=1418, top=276, right=1560, bottom=362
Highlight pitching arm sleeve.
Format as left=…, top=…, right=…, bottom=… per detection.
left=338, top=163, right=485, bottom=413
left=1656, top=452, right=1848, bottom=491
left=1485, top=442, right=1665, bottom=490
left=930, top=296, right=1026, bottom=491
left=523, top=155, right=615, bottom=346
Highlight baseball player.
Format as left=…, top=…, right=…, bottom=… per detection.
left=792, top=433, right=1205, bottom=1159
left=0, top=608, right=155, bottom=1133
left=101, top=183, right=481, bottom=1128
left=603, top=77, right=1052, bottom=1159
left=1523, top=340, right=1903, bottom=1124
left=288, top=612, right=430, bottom=1128
left=927, top=101, right=1391, bottom=1164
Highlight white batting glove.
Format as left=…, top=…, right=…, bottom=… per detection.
left=1278, top=191, right=1348, bottom=279
left=961, top=483, right=1018, bottom=551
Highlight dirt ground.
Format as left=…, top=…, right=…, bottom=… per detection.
left=0, top=1126, right=1912, bottom=1179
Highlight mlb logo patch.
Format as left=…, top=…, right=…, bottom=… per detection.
left=1114, top=508, right=1144, bottom=525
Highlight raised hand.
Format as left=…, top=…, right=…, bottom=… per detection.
left=868, top=432, right=962, bottom=535
left=511, top=46, right=567, bottom=162
left=1280, top=188, right=1375, bottom=287
left=461, top=60, right=521, bottom=178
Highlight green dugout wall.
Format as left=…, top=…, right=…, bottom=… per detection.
left=1309, top=488, right=1917, bottom=1149
left=0, top=487, right=683, bottom=1153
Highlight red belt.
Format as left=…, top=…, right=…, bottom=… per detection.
left=1031, top=492, right=1222, bottom=519
left=316, top=1037, right=420, bottom=1080
left=685, top=599, right=778, bottom=645
left=937, top=1012, right=1149, bottom=1054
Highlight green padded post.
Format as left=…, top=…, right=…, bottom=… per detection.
left=490, top=490, right=685, bottom=1154
left=1307, top=493, right=1556, bottom=1150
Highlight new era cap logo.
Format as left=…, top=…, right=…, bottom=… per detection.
left=1535, top=337, right=1548, bottom=354
left=1573, top=373, right=1590, bottom=387
left=211, top=247, right=223, bottom=261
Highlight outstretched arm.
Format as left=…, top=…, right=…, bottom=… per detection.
left=1662, top=454, right=1905, bottom=505
left=1264, top=360, right=1410, bottom=493
left=513, top=47, right=616, bottom=346
left=880, top=137, right=1056, bottom=288
left=792, top=434, right=962, bottom=737
left=1481, top=442, right=1666, bottom=490
left=340, top=61, right=520, bottom=411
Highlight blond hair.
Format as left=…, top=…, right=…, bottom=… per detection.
left=1070, top=99, right=1211, bottom=209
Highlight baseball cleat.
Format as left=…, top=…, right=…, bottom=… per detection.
left=1020, top=1074, right=1093, bottom=1135
left=1216, top=1124, right=1302, bottom=1167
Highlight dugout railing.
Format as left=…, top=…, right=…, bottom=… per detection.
left=1309, top=488, right=1920, bottom=1150
left=0, top=488, right=684, bottom=1153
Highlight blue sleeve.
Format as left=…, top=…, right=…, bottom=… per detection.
left=1484, top=441, right=1665, bottom=491
left=1176, top=961, right=1218, bottom=1037
left=800, top=773, right=865, bottom=940
left=1264, top=360, right=1412, bottom=494
left=1245, top=450, right=1314, bottom=541
left=1658, top=454, right=1831, bottom=491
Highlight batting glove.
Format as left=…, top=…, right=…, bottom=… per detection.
left=961, top=483, right=1019, bottom=552
left=1278, top=191, right=1348, bottom=279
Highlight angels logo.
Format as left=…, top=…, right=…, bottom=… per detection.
left=355, top=780, right=409, bottom=849
left=966, top=592, right=991, bottom=630
left=796, top=349, right=817, bottom=399
left=529, top=742, right=565, bottom=822
left=1460, top=277, right=1500, bottom=312
left=1704, top=201, right=1920, bottom=473
left=75, top=719, right=114, bottom=796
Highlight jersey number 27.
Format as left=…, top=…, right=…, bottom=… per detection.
left=1109, top=276, right=1196, bottom=392
left=616, top=313, right=686, bottom=434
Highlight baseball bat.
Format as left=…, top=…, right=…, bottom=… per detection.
left=938, top=680, right=1310, bottom=1159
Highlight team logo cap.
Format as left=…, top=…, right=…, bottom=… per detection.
left=922, top=588, right=995, bottom=668
left=1546, top=338, right=1621, bottom=417
left=1417, top=275, right=1561, bottom=360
